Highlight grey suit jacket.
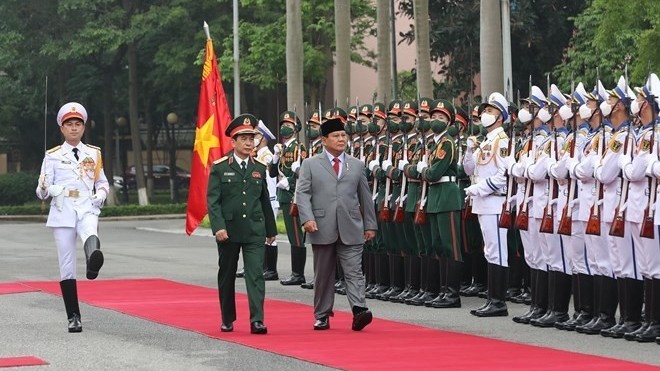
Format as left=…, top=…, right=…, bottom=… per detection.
left=296, top=150, right=377, bottom=246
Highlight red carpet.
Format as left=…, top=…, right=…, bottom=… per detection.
left=20, top=279, right=659, bottom=371
left=0, top=356, right=48, bottom=368
left=0, top=283, right=38, bottom=295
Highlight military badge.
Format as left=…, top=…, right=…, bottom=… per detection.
left=641, top=139, right=651, bottom=152
left=610, top=140, right=622, bottom=153
left=500, top=147, right=508, bottom=157
left=80, top=156, right=96, bottom=179
left=437, top=148, right=447, bottom=160
left=252, top=171, right=262, bottom=179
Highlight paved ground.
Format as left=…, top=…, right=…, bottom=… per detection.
left=1, top=218, right=659, bottom=370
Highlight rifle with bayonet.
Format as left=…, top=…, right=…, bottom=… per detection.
left=414, top=95, right=428, bottom=225
left=515, top=75, right=535, bottom=231
left=558, top=79, right=579, bottom=236
left=371, top=93, right=380, bottom=201
left=499, top=93, right=517, bottom=229
left=379, top=104, right=393, bottom=222
left=540, top=74, right=558, bottom=234
left=393, top=115, right=409, bottom=223
left=289, top=104, right=302, bottom=217
left=462, top=92, right=476, bottom=222
left=610, top=66, right=633, bottom=237
left=586, top=69, right=605, bottom=236
left=641, top=70, right=658, bottom=238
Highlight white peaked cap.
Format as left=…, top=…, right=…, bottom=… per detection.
left=56, top=102, right=88, bottom=126
left=529, top=86, right=547, bottom=108
left=549, top=84, right=567, bottom=107
left=572, top=82, right=589, bottom=105
left=257, top=120, right=276, bottom=141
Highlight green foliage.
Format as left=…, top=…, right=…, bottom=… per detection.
left=0, top=172, right=39, bottom=206
left=0, top=203, right=186, bottom=216
left=200, top=209, right=286, bottom=234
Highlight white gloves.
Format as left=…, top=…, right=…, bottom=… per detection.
left=368, top=160, right=380, bottom=172
left=416, top=161, right=428, bottom=173
left=467, top=137, right=476, bottom=151
left=566, top=158, right=579, bottom=177
left=48, top=185, right=65, bottom=211
left=91, top=191, right=106, bottom=208
left=276, top=177, right=290, bottom=191
left=500, top=156, right=515, bottom=174
left=381, top=160, right=393, bottom=172
left=617, top=154, right=632, bottom=171
left=291, top=159, right=301, bottom=173
left=398, top=159, right=409, bottom=171
left=272, top=144, right=283, bottom=163
left=465, top=184, right=479, bottom=197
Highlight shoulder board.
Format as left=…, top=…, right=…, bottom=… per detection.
left=213, top=156, right=228, bottom=165
left=87, top=144, right=101, bottom=150
left=497, top=131, right=508, bottom=139
left=254, top=157, right=267, bottom=166
left=47, top=145, right=61, bottom=154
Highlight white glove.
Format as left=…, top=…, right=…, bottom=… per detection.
left=381, top=160, right=393, bottom=172
left=368, top=160, right=380, bottom=172
left=467, top=137, right=476, bottom=151
left=398, top=159, right=409, bottom=172
left=47, top=184, right=65, bottom=198
left=465, top=184, right=479, bottom=197
left=501, top=156, right=515, bottom=174
left=271, top=144, right=282, bottom=163
left=566, top=158, right=579, bottom=177
left=416, top=161, right=428, bottom=173
left=276, top=177, right=290, bottom=191
left=617, top=154, right=632, bottom=171
left=91, top=191, right=106, bottom=208
left=291, top=159, right=301, bottom=173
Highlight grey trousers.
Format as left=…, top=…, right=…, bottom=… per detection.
left=312, top=240, right=367, bottom=319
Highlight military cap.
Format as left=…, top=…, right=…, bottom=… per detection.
left=572, top=82, right=589, bottom=105
left=334, top=107, right=348, bottom=124
left=225, top=114, right=258, bottom=138
left=637, top=73, right=660, bottom=106
left=307, top=111, right=322, bottom=126
left=324, top=108, right=334, bottom=123
left=388, top=100, right=402, bottom=116
left=359, top=104, right=373, bottom=118
left=348, top=106, right=359, bottom=120
left=479, top=92, right=510, bottom=123
left=279, top=110, right=301, bottom=130
left=607, top=75, right=634, bottom=102
left=403, top=101, right=418, bottom=117
left=471, top=105, right=480, bottom=118
left=419, top=97, right=432, bottom=113
left=321, top=118, right=345, bottom=137
left=373, top=103, right=387, bottom=120
left=430, top=99, right=455, bottom=123
left=548, top=84, right=567, bottom=107
left=529, top=86, right=547, bottom=108
left=455, top=106, right=469, bottom=128
left=57, top=102, right=88, bottom=126
left=587, top=80, right=608, bottom=102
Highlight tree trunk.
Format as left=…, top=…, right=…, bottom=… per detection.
left=102, top=71, right=117, bottom=206
left=480, top=0, right=503, bottom=100
left=334, top=0, right=351, bottom=108
left=413, top=0, right=433, bottom=97
left=376, top=0, right=392, bottom=103
left=144, top=102, right=154, bottom=198
left=286, top=0, right=304, bottom=120
left=127, top=41, right=149, bottom=205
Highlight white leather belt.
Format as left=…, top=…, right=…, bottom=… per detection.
left=430, top=176, right=456, bottom=184
left=64, top=189, right=91, bottom=198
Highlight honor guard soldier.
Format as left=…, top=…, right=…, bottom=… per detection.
left=634, top=73, right=660, bottom=342
left=305, top=111, right=324, bottom=156
left=269, top=111, right=308, bottom=286
left=36, top=102, right=108, bottom=333
left=208, top=114, right=277, bottom=334
left=417, top=99, right=464, bottom=308
left=594, top=76, right=644, bottom=338
left=463, top=92, right=511, bottom=317
left=254, top=121, right=280, bottom=281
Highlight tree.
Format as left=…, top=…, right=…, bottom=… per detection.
left=287, top=0, right=305, bottom=116
left=412, top=0, right=433, bottom=97
left=334, top=0, right=351, bottom=107
left=376, top=0, right=392, bottom=102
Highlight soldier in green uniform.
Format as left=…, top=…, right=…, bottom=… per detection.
left=269, top=111, right=308, bottom=286
left=207, top=114, right=277, bottom=335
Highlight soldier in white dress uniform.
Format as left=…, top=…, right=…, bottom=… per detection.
left=36, top=102, right=109, bottom=333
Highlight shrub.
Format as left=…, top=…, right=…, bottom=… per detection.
left=0, top=172, right=39, bottom=206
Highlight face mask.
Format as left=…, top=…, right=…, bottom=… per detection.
left=480, top=126, right=489, bottom=136
left=307, top=127, right=320, bottom=140
left=401, top=121, right=414, bottom=133
left=430, top=120, right=448, bottom=134
left=469, top=124, right=482, bottom=135
left=579, top=104, right=593, bottom=120
left=518, top=108, right=533, bottom=124
left=356, top=121, right=368, bottom=134
left=630, top=100, right=642, bottom=115
left=480, top=112, right=498, bottom=127
left=559, top=105, right=573, bottom=121
left=514, top=119, right=526, bottom=133
left=368, top=122, right=380, bottom=134
left=502, top=122, right=510, bottom=132
left=537, top=108, right=552, bottom=123
left=387, top=120, right=400, bottom=134
left=280, top=126, right=294, bottom=138
left=344, top=124, right=353, bottom=136
left=446, top=126, right=459, bottom=138
left=600, top=101, right=613, bottom=117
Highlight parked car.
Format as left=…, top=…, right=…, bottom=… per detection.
left=124, top=164, right=191, bottom=189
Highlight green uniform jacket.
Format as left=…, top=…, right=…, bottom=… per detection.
left=422, top=132, right=461, bottom=213
left=268, top=140, right=306, bottom=204
left=208, top=156, right=277, bottom=243
left=403, top=135, right=434, bottom=213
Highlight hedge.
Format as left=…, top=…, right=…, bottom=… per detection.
left=0, top=172, right=39, bottom=206
left=0, top=203, right=186, bottom=217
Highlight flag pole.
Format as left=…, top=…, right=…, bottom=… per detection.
left=233, top=0, right=240, bottom=116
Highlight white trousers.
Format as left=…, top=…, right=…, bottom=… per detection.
left=478, top=214, right=508, bottom=267
left=51, top=214, right=98, bottom=280
left=637, top=224, right=660, bottom=278
left=568, top=221, right=590, bottom=275
left=584, top=221, right=612, bottom=277
left=605, top=221, right=640, bottom=280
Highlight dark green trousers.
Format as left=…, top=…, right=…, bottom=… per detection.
left=429, top=211, right=463, bottom=261
left=217, top=240, right=265, bottom=324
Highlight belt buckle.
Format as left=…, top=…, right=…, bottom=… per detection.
left=69, top=189, right=80, bottom=198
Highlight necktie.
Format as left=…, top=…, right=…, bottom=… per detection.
left=72, top=148, right=79, bottom=161
left=240, top=161, right=246, bottom=171
left=332, top=157, right=340, bottom=176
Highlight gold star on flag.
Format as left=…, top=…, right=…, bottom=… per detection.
left=194, top=115, right=220, bottom=167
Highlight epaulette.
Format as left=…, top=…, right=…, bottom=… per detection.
left=47, top=145, right=61, bottom=154
left=254, top=157, right=267, bottom=166
left=497, top=131, right=508, bottom=139
left=213, top=156, right=228, bottom=165
left=87, top=144, right=101, bottom=150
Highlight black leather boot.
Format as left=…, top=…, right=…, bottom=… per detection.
left=609, top=278, right=643, bottom=338
left=472, top=264, right=508, bottom=317
left=601, top=278, right=628, bottom=337
left=280, top=247, right=306, bottom=285
left=513, top=269, right=538, bottom=324
left=405, top=255, right=425, bottom=304
left=532, top=271, right=571, bottom=327
left=262, top=245, right=279, bottom=281
left=523, top=269, right=548, bottom=323
left=636, top=278, right=660, bottom=342
left=60, top=279, right=82, bottom=333
left=558, top=273, right=594, bottom=331
left=381, top=255, right=404, bottom=301
left=578, top=275, right=618, bottom=335
left=411, top=256, right=439, bottom=306
left=390, top=255, right=411, bottom=303
left=83, top=235, right=104, bottom=280
left=626, top=278, right=652, bottom=341
left=430, top=259, right=462, bottom=308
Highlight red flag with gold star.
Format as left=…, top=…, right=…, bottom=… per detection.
left=185, top=34, right=232, bottom=235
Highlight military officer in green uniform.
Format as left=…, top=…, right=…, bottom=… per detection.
left=269, top=111, right=308, bottom=286
left=207, top=114, right=277, bottom=335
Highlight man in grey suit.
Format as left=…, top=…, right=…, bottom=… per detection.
left=296, top=117, right=378, bottom=331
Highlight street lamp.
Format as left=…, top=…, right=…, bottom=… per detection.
left=116, top=116, right=128, bottom=203
left=166, top=112, right=179, bottom=203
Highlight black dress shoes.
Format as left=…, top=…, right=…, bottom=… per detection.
left=301, top=282, right=314, bottom=289
left=220, top=322, right=234, bottom=332
left=280, top=274, right=306, bottom=286
left=352, top=310, right=373, bottom=331
left=250, top=321, right=267, bottom=334
left=263, top=270, right=279, bottom=281
left=68, top=313, right=82, bottom=333
left=313, top=317, right=330, bottom=330
left=236, top=269, right=245, bottom=278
